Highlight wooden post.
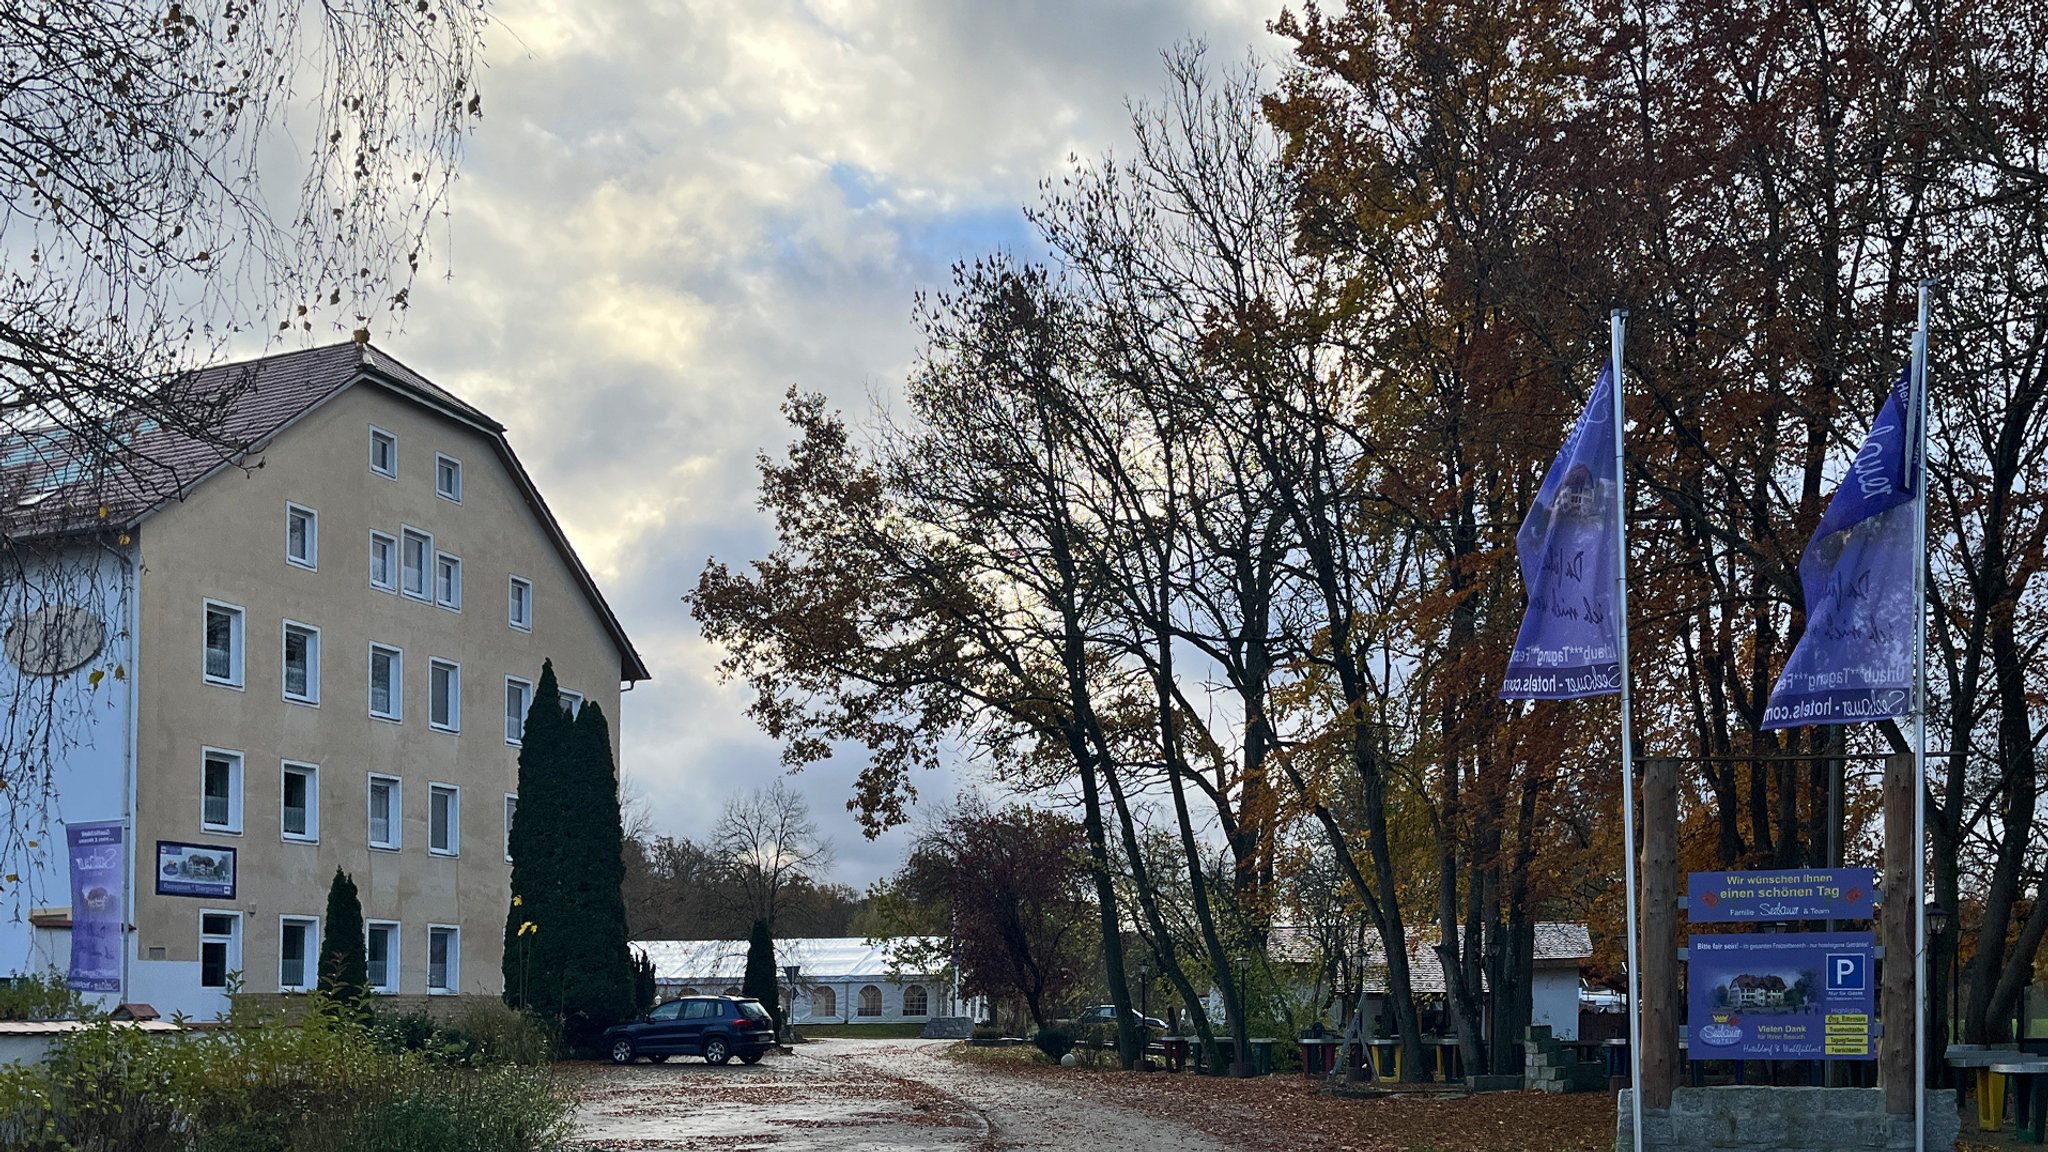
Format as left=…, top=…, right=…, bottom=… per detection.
left=1640, top=756, right=1680, bottom=1110
left=1881, top=750, right=1915, bottom=1116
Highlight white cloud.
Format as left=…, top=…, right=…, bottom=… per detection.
left=380, top=0, right=1283, bottom=884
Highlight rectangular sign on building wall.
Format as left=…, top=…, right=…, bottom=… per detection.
left=1687, top=932, right=1876, bottom=1060
left=66, top=821, right=125, bottom=993
left=155, top=841, right=236, bottom=899
left=1687, top=868, right=1877, bottom=922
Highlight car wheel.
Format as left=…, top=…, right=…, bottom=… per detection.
left=704, top=1037, right=731, bottom=1066
left=609, top=1038, right=636, bottom=1065
left=649, top=1054, right=670, bottom=1063
left=741, top=1052, right=763, bottom=1065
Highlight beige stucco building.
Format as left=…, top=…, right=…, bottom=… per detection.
left=0, top=342, right=647, bottom=1017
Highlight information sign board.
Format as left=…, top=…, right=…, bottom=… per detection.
left=1687, top=931, right=1876, bottom=1060
left=1687, top=868, right=1876, bottom=922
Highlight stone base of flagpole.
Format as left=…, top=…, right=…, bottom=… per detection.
left=1615, top=1088, right=1958, bottom=1152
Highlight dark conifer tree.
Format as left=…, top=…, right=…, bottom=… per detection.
left=633, top=950, right=657, bottom=1014
left=742, top=916, right=781, bottom=1034
left=317, top=868, right=367, bottom=1020
left=503, top=660, right=572, bottom=1014
left=556, top=699, right=638, bottom=1050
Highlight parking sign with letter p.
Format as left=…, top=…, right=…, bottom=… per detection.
left=1826, top=952, right=1867, bottom=991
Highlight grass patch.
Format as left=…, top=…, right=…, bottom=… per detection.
left=797, top=1022, right=932, bottom=1039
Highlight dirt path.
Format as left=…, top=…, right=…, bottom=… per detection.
left=568, top=1038, right=1255, bottom=1152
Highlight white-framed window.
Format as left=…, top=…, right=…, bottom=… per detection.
left=369, top=531, right=398, bottom=592
left=560, top=689, right=583, bottom=718
left=282, top=621, right=320, bottom=704
left=429, top=659, right=460, bottom=731
left=286, top=503, right=318, bottom=569
left=434, top=552, right=462, bottom=611
left=200, top=911, right=242, bottom=989
left=857, top=985, right=882, bottom=1017
left=279, top=916, right=318, bottom=991
left=368, top=644, right=402, bottom=721
left=370, top=426, right=397, bottom=478
left=429, top=783, right=459, bottom=856
left=503, top=794, right=517, bottom=862
left=400, top=528, right=432, bottom=600
left=201, top=747, right=243, bottom=833
left=203, top=600, right=245, bottom=687
left=280, top=761, right=318, bottom=842
left=368, top=774, right=401, bottom=850
left=366, top=921, right=399, bottom=993
left=508, top=576, right=533, bottom=631
left=505, top=677, right=531, bottom=745
left=903, top=984, right=928, bottom=1016
left=427, top=925, right=459, bottom=993
left=435, top=454, right=462, bottom=502
left=812, top=985, right=836, bottom=1017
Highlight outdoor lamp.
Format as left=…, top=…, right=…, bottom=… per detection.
left=1924, top=898, right=1951, bottom=939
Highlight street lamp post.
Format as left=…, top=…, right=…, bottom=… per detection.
left=1137, top=961, right=1152, bottom=1026
left=783, top=964, right=802, bottom=1045
left=1924, top=898, right=1953, bottom=1062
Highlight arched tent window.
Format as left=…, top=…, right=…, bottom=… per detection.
left=811, top=985, right=836, bottom=1017
left=902, top=984, right=928, bottom=1016
left=857, top=985, right=883, bottom=1017
left=722, top=987, right=742, bottom=997
left=679, top=987, right=700, bottom=996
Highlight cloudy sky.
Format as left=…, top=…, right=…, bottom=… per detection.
left=369, top=1, right=1287, bottom=886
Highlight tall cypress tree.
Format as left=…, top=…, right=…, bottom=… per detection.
left=317, top=868, right=367, bottom=1020
left=503, top=660, right=572, bottom=1014
left=742, top=917, right=781, bottom=1034
left=556, top=699, right=636, bottom=1050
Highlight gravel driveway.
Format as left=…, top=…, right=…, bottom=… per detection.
left=570, top=1037, right=1255, bottom=1152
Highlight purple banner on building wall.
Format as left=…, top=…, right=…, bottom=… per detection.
left=1687, top=868, right=1877, bottom=922
left=65, top=821, right=125, bottom=994
left=1688, top=932, right=1875, bottom=1060
left=1502, top=364, right=1624, bottom=700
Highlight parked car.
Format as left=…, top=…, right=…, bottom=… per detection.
left=605, top=995, right=778, bottom=1066
left=1071, top=1004, right=1168, bottom=1031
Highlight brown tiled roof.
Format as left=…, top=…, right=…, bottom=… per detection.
left=3, top=341, right=648, bottom=682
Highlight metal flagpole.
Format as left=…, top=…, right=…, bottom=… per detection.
left=1909, top=280, right=1932, bottom=1152
left=1612, top=309, right=1645, bottom=1152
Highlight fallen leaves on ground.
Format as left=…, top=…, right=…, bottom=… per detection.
left=948, top=1050, right=1611, bottom=1152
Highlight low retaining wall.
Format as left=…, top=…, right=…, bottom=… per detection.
left=920, top=1016, right=974, bottom=1040
left=1615, top=1087, right=1959, bottom=1152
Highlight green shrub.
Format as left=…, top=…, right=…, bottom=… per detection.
left=0, top=1003, right=572, bottom=1152
left=970, top=1025, right=1007, bottom=1042
left=367, top=1002, right=555, bottom=1067
left=0, top=971, right=89, bottom=1022
left=1032, top=1027, right=1074, bottom=1063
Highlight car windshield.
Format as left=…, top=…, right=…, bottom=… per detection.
left=736, top=1000, right=772, bottom=1021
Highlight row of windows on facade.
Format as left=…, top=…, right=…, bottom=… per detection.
left=367, top=424, right=461, bottom=500
left=203, top=603, right=575, bottom=734
left=670, top=983, right=929, bottom=1017
left=197, top=911, right=459, bottom=995
left=199, top=750, right=519, bottom=858
left=282, top=501, right=534, bottom=626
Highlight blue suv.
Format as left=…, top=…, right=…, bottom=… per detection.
left=605, top=995, right=777, bottom=1066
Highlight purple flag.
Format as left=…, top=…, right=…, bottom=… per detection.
left=1502, top=364, right=1624, bottom=699
left=1762, top=370, right=1918, bottom=729
left=66, top=821, right=125, bottom=994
